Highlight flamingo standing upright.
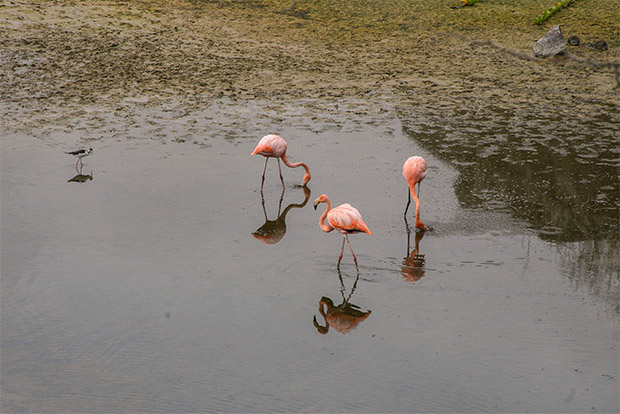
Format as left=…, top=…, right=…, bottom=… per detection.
left=314, top=194, right=372, bottom=269
left=403, top=156, right=428, bottom=231
left=251, top=134, right=311, bottom=190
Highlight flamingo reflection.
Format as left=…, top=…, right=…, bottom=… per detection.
left=401, top=219, right=426, bottom=282
left=313, top=270, right=371, bottom=335
left=252, top=186, right=311, bottom=244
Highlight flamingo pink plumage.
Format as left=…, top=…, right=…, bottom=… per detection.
left=314, top=194, right=372, bottom=269
left=251, top=134, right=311, bottom=190
left=403, top=156, right=428, bottom=231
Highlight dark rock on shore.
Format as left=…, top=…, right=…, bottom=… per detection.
left=586, top=40, right=608, bottom=51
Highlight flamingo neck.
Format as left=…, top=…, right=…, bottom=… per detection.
left=408, top=182, right=422, bottom=224
left=319, top=198, right=334, bottom=233
left=281, top=153, right=311, bottom=185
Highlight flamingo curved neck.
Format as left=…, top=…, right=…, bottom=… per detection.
left=281, top=153, right=311, bottom=184
left=408, top=182, right=421, bottom=216
left=319, top=199, right=334, bottom=233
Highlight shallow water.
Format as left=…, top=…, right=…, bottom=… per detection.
left=1, top=99, right=618, bottom=413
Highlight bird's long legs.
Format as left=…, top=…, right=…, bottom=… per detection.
left=404, top=187, right=412, bottom=217
left=337, top=237, right=346, bottom=267
left=260, top=157, right=269, bottom=191
left=345, top=235, right=359, bottom=271
left=404, top=182, right=427, bottom=231
left=337, top=234, right=360, bottom=272
left=277, top=159, right=285, bottom=189
left=404, top=182, right=421, bottom=216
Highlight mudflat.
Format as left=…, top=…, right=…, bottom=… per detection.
left=1, top=0, right=618, bottom=132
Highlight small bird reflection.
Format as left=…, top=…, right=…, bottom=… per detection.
left=252, top=186, right=311, bottom=244
left=67, top=166, right=93, bottom=184
left=313, top=270, right=371, bottom=335
left=401, top=223, right=426, bottom=282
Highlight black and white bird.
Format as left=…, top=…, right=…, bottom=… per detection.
left=66, top=148, right=93, bottom=167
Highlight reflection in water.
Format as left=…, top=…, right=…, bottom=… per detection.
left=67, top=167, right=93, bottom=183
left=401, top=223, right=426, bottom=283
left=252, top=186, right=311, bottom=244
left=557, top=239, right=620, bottom=313
left=400, top=108, right=618, bottom=243
left=399, top=104, right=619, bottom=306
left=313, top=270, right=371, bottom=335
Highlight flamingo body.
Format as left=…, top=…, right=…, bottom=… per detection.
left=403, top=156, right=427, bottom=185
left=251, top=134, right=287, bottom=158
left=326, top=203, right=372, bottom=235
left=251, top=134, right=311, bottom=189
left=403, top=156, right=428, bottom=230
left=314, top=194, right=371, bottom=269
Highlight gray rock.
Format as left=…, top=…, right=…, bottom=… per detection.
left=567, top=35, right=580, bottom=46
left=533, top=25, right=566, bottom=58
left=586, top=40, right=608, bottom=51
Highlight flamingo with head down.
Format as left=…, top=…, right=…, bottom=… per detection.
left=314, top=194, right=372, bottom=269
left=251, top=134, right=311, bottom=190
left=403, top=156, right=428, bottom=231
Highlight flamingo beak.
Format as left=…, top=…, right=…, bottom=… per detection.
left=313, top=200, right=319, bottom=210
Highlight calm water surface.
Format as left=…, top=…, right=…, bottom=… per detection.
left=1, top=99, right=618, bottom=413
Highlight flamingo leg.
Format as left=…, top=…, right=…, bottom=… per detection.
left=404, top=187, right=412, bottom=217
left=337, top=236, right=346, bottom=267
left=277, top=158, right=285, bottom=189
left=345, top=234, right=359, bottom=270
left=260, top=157, right=268, bottom=191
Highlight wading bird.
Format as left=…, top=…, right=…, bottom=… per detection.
left=251, top=134, right=311, bottom=190
left=403, top=156, right=428, bottom=231
left=66, top=148, right=93, bottom=168
left=314, top=194, right=372, bottom=269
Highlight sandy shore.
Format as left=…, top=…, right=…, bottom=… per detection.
left=0, top=0, right=618, bottom=133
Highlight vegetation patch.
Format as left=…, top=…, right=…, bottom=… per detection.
left=535, top=0, right=575, bottom=25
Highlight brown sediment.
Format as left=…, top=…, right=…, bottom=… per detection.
left=0, top=0, right=618, bottom=133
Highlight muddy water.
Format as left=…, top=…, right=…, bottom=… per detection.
left=1, top=99, right=618, bottom=413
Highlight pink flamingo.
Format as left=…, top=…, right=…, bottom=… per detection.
left=403, top=156, right=428, bottom=231
left=314, top=194, right=372, bottom=269
left=251, top=134, right=311, bottom=190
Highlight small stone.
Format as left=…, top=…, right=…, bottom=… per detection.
left=533, top=25, right=566, bottom=58
left=586, top=40, right=608, bottom=51
left=567, top=35, right=580, bottom=46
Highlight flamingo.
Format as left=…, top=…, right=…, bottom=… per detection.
left=403, top=156, right=428, bottom=231
left=251, top=134, right=311, bottom=190
left=314, top=194, right=372, bottom=269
